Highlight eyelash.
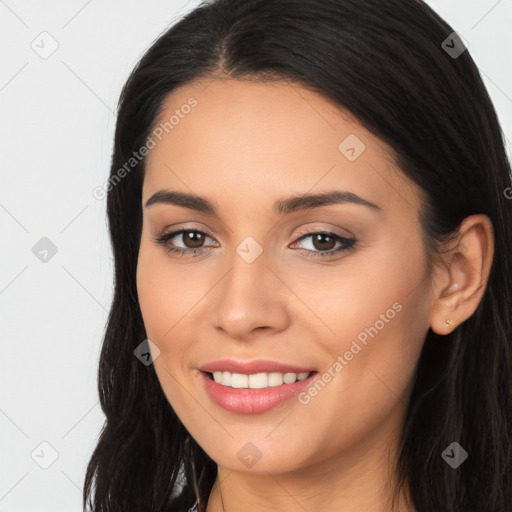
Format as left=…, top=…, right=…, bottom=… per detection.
left=153, top=228, right=356, bottom=259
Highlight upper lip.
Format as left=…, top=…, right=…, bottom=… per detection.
left=199, top=359, right=316, bottom=375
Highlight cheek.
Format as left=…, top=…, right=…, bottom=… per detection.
left=294, top=236, right=427, bottom=351
left=309, top=239, right=428, bottom=403
left=292, top=294, right=426, bottom=467
left=136, top=248, right=196, bottom=410
left=136, top=253, right=171, bottom=340
left=136, top=245, right=201, bottom=341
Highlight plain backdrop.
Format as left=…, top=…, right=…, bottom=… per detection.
left=1, top=0, right=511, bottom=510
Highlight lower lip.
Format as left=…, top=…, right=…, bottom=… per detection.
left=200, top=371, right=318, bottom=414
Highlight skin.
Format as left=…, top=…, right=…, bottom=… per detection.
left=136, top=77, right=494, bottom=512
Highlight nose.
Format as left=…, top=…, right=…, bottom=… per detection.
left=213, top=246, right=290, bottom=340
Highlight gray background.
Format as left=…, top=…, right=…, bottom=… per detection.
left=1, top=0, right=511, bottom=510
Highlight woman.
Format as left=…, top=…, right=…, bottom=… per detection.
left=83, top=0, right=512, bottom=511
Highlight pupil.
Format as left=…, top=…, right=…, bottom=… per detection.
left=185, top=231, right=204, bottom=248
left=313, top=233, right=335, bottom=251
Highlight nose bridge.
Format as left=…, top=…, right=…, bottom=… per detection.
left=213, top=235, right=289, bottom=336
left=223, top=238, right=272, bottom=307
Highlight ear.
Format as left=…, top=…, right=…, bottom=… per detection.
left=429, top=214, right=494, bottom=335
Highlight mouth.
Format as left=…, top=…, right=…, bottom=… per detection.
left=202, top=370, right=315, bottom=389
left=199, top=369, right=319, bottom=414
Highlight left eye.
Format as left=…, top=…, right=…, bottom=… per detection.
left=291, top=231, right=356, bottom=256
left=154, top=229, right=356, bottom=258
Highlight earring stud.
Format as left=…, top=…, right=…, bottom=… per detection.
left=446, top=319, right=455, bottom=327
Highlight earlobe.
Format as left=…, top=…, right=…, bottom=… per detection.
left=429, top=214, right=494, bottom=335
left=445, top=318, right=456, bottom=329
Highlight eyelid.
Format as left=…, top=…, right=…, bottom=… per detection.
left=155, top=223, right=217, bottom=240
left=157, top=223, right=353, bottom=244
left=293, top=224, right=354, bottom=240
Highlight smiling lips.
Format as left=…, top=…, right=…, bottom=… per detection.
left=199, top=359, right=318, bottom=414
left=211, top=370, right=311, bottom=388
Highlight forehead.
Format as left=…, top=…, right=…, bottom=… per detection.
left=142, top=78, right=419, bottom=215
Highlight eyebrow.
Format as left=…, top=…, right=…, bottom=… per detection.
left=145, top=189, right=382, bottom=214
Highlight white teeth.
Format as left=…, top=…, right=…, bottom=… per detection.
left=249, top=373, right=268, bottom=389
left=210, top=371, right=311, bottom=388
left=283, top=372, right=296, bottom=384
left=268, top=372, right=284, bottom=387
left=231, top=373, right=248, bottom=388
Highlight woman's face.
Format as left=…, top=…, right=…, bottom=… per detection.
left=136, top=78, right=435, bottom=475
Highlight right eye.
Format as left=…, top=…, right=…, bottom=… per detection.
left=154, top=229, right=219, bottom=257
